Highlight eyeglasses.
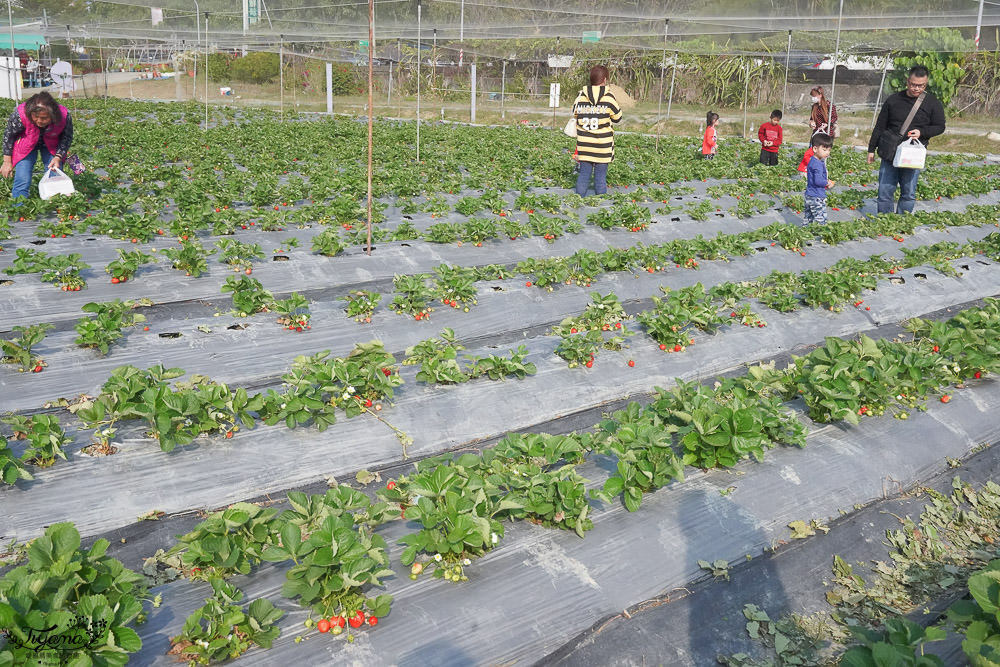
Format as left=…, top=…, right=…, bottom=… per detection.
left=907, top=81, right=928, bottom=90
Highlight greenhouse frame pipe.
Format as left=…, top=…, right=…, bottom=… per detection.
left=501, top=60, right=506, bottom=119
left=781, top=30, right=791, bottom=120
left=829, top=0, right=845, bottom=113
left=871, top=53, right=891, bottom=131
left=416, top=1, right=421, bottom=164
left=279, top=35, right=284, bottom=121
left=665, top=50, right=678, bottom=121
left=742, top=60, right=749, bottom=138
left=656, top=18, right=669, bottom=152
left=7, top=1, right=16, bottom=100
left=366, top=0, right=374, bottom=256
left=204, top=12, right=209, bottom=130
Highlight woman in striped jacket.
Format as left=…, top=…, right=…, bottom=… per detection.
left=572, top=65, right=622, bottom=197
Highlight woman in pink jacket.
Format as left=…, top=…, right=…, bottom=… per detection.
left=0, top=91, right=73, bottom=202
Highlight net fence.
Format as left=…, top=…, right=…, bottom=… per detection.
left=5, top=1, right=1000, bottom=120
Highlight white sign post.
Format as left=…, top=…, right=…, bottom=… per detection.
left=549, top=82, right=560, bottom=129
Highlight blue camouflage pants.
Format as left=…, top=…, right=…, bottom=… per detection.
left=803, top=195, right=827, bottom=225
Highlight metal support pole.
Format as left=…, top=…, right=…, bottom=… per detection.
left=975, top=0, right=985, bottom=49
left=781, top=29, right=792, bottom=120
left=204, top=12, right=209, bottom=130
left=279, top=35, right=284, bottom=121
left=500, top=60, right=506, bottom=119
left=470, top=61, right=476, bottom=123
left=829, top=0, right=845, bottom=110
left=742, top=60, right=749, bottom=138
left=416, top=1, right=421, bottom=163
left=7, top=1, right=17, bottom=101
left=366, top=0, right=374, bottom=255
left=326, top=62, right=333, bottom=114
left=871, top=53, right=890, bottom=130
left=432, top=28, right=436, bottom=85
left=460, top=0, right=464, bottom=42
left=665, top=50, right=678, bottom=121
left=656, top=18, right=669, bottom=151
left=387, top=60, right=392, bottom=104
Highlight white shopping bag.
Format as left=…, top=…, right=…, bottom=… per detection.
left=38, top=167, right=76, bottom=200
left=563, top=118, right=577, bottom=138
left=892, top=138, right=926, bottom=170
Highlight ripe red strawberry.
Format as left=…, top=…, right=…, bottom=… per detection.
left=627, top=360, right=635, bottom=367
left=348, top=611, right=365, bottom=628
left=32, top=365, right=43, bottom=373
left=932, top=345, right=940, bottom=353
left=940, top=395, right=951, bottom=403
left=585, top=360, right=593, bottom=368
left=975, top=371, right=982, bottom=379
left=659, top=344, right=667, bottom=351
left=368, top=616, right=378, bottom=627
left=387, top=481, right=396, bottom=490
left=673, top=344, right=682, bottom=352
left=382, top=367, right=391, bottom=376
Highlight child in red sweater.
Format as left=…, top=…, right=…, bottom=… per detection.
left=702, top=111, right=719, bottom=159
left=758, top=109, right=782, bottom=166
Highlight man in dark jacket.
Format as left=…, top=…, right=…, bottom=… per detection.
left=867, top=65, right=946, bottom=214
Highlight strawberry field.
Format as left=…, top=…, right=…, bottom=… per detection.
left=2, top=99, right=1000, bottom=665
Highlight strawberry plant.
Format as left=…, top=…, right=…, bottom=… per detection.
left=260, top=342, right=402, bottom=430
left=587, top=201, right=652, bottom=231
left=466, top=345, right=537, bottom=380
left=273, top=292, right=311, bottom=331
left=168, top=578, right=283, bottom=664
left=423, top=222, right=462, bottom=244
left=555, top=329, right=603, bottom=368
left=75, top=299, right=148, bottom=355
left=787, top=335, right=898, bottom=425
left=515, top=191, right=562, bottom=213
left=311, top=228, right=347, bottom=256
left=263, top=488, right=394, bottom=623
left=590, top=402, right=685, bottom=512
left=556, top=291, right=630, bottom=335
left=216, top=237, right=265, bottom=272
left=3, top=414, right=70, bottom=468
left=106, top=248, right=155, bottom=282
left=0, top=522, right=149, bottom=667
left=433, top=264, right=479, bottom=308
left=945, top=559, right=1000, bottom=667
left=161, top=239, right=211, bottom=277
left=221, top=275, right=274, bottom=316
left=685, top=200, right=714, bottom=221
left=525, top=213, right=581, bottom=242
left=460, top=217, right=500, bottom=245
left=4, top=248, right=90, bottom=290
left=77, top=364, right=264, bottom=453
left=342, top=290, right=381, bottom=323
left=482, top=442, right=593, bottom=536
left=516, top=257, right=571, bottom=289
left=389, top=220, right=420, bottom=241
left=0, top=434, right=32, bottom=485
left=168, top=503, right=280, bottom=578
left=392, top=454, right=515, bottom=581
left=840, top=617, right=946, bottom=667
left=636, top=283, right=726, bottom=350
left=1, top=322, right=53, bottom=372
left=389, top=273, right=435, bottom=319
left=404, top=328, right=467, bottom=384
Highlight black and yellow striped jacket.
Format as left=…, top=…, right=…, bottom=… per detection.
left=573, top=85, right=622, bottom=164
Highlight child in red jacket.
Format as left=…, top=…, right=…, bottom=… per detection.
left=758, top=109, right=782, bottom=166
left=702, top=111, right=719, bottom=159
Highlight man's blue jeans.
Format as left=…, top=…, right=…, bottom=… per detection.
left=877, top=159, right=920, bottom=214
left=576, top=161, right=608, bottom=196
left=12, top=145, right=55, bottom=202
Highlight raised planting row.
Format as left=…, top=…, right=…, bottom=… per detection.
left=6, top=223, right=1000, bottom=486
left=5, top=298, right=1000, bottom=665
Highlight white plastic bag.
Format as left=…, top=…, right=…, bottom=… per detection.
left=893, top=138, right=926, bottom=170
left=39, top=168, right=76, bottom=200
left=563, top=118, right=577, bottom=138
